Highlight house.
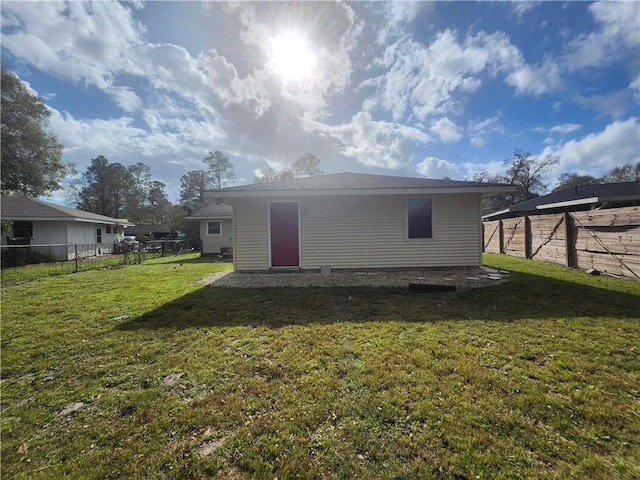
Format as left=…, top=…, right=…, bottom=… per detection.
left=481, top=182, right=640, bottom=278
left=482, top=181, right=640, bottom=221
left=1, top=196, right=133, bottom=260
left=186, top=202, right=233, bottom=255
left=204, top=172, right=514, bottom=272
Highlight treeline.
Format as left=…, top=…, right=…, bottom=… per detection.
left=178, top=152, right=323, bottom=207
left=72, top=156, right=170, bottom=224
left=474, top=150, right=639, bottom=215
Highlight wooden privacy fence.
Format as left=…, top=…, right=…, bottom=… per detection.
left=482, top=206, right=640, bottom=279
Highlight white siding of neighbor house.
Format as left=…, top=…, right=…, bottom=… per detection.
left=200, top=218, right=233, bottom=255
left=32, top=221, right=67, bottom=245
left=233, top=194, right=482, bottom=271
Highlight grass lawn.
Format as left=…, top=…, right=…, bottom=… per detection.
left=1, top=253, right=639, bottom=479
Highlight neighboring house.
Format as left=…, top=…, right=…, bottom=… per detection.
left=186, top=202, right=233, bottom=255
left=482, top=181, right=640, bottom=221
left=205, top=172, right=514, bottom=272
left=481, top=182, right=640, bottom=279
left=124, top=224, right=171, bottom=240
left=1, top=196, right=133, bottom=260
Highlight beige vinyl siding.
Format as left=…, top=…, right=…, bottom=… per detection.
left=300, top=194, right=481, bottom=269
left=200, top=218, right=233, bottom=255
left=234, top=193, right=483, bottom=271
left=233, top=198, right=270, bottom=271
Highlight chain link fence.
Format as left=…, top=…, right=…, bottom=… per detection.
left=1, top=240, right=192, bottom=285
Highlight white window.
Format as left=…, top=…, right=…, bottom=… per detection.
left=207, top=221, right=221, bottom=235
left=407, top=198, right=433, bottom=239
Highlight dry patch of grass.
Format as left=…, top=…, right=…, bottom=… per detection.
left=2, top=253, right=639, bottom=479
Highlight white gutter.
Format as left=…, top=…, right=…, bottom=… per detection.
left=536, top=197, right=598, bottom=210
left=482, top=208, right=510, bottom=220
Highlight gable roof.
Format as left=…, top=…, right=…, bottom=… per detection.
left=205, top=172, right=514, bottom=199
left=483, top=181, right=640, bottom=220
left=186, top=202, right=232, bottom=219
left=1, top=196, right=134, bottom=226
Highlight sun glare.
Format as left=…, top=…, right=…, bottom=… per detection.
left=269, top=31, right=316, bottom=84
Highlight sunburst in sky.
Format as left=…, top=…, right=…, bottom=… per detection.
left=268, top=31, right=317, bottom=84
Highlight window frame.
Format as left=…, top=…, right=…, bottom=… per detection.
left=207, top=220, right=222, bottom=236
left=406, top=197, right=434, bottom=240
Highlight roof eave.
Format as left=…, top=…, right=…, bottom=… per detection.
left=207, top=185, right=516, bottom=199
left=185, top=214, right=233, bottom=220
left=482, top=208, right=511, bottom=220
left=2, top=215, right=134, bottom=226
left=535, top=197, right=598, bottom=210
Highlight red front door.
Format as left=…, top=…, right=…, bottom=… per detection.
left=270, top=202, right=299, bottom=267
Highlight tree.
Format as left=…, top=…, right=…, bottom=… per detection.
left=254, top=167, right=280, bottom=183
left=146, top=180, right=170, bottom=224
left=254, top=153, right=323, bottom=183
left=1, top=67, right=73, bottom=196
left=203, top=151, right=235, bottom=189
left=180, top=170, right=212, bottom=205
left=125, top=162, right=152, bottom=221
left=505, top=150, right=559, bottom=204
left=291, top=153, right=323, bottom=177
left=76, top=156, right=135, bottom=218
left=552, top=173, right=602, bottom=192
left=472, top=172, right=512, bottom=215
left=602, top=162, right=640, bottom=183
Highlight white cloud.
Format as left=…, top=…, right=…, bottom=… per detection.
left=506, top=58, right=563, bottom=95
left=375, top=1, right=432, bottom=44
left=468, top=116, right=504, bottom=147
left=549, top=123, right=582, bottom=135
left=511, top=1, right=541, bottom=19
left=1, top=2, right=144, bottom=92
left=462, top=160, right=509, bottom=179
left=567, top=1, right=640, bottom=70
left=416, top=156, right=461, bottom=179
left=364, top=29, right=524, bottom=122
left=306, top=112, right=431, bottom=169
left=543, top=118, right=640, bottom=172
left=429, top=117, right=463, bottom=143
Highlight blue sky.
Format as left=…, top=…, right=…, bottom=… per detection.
left=2, top=1, right=639, bottom=204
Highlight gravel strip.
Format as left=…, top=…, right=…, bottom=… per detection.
left=202, top=267, right=509, bottom=289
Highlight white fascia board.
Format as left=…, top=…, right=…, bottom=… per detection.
left=482, top=208, right=510, bottom=220
left=536, top=197, right=598, bottom=210
left=207, top=185, right=516, bottom=199
left=71, top=217, right=135, bottom=226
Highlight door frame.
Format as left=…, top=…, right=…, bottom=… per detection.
left=268, top=200, right=301, bottom=268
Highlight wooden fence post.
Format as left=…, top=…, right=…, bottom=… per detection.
left=524, top=216, right=532, bottom=259
left=564, top=212, right=575, bottom=267
left=499, top=220, right=504, bottom=254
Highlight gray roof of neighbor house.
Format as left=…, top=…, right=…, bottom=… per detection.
left=185, top=202, right=232, bottom=219
left=204, top=172, right=515, bottom=198
left=483, top=181, right=640, bottom=220
left=1, top=196, right=134, bottom=226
